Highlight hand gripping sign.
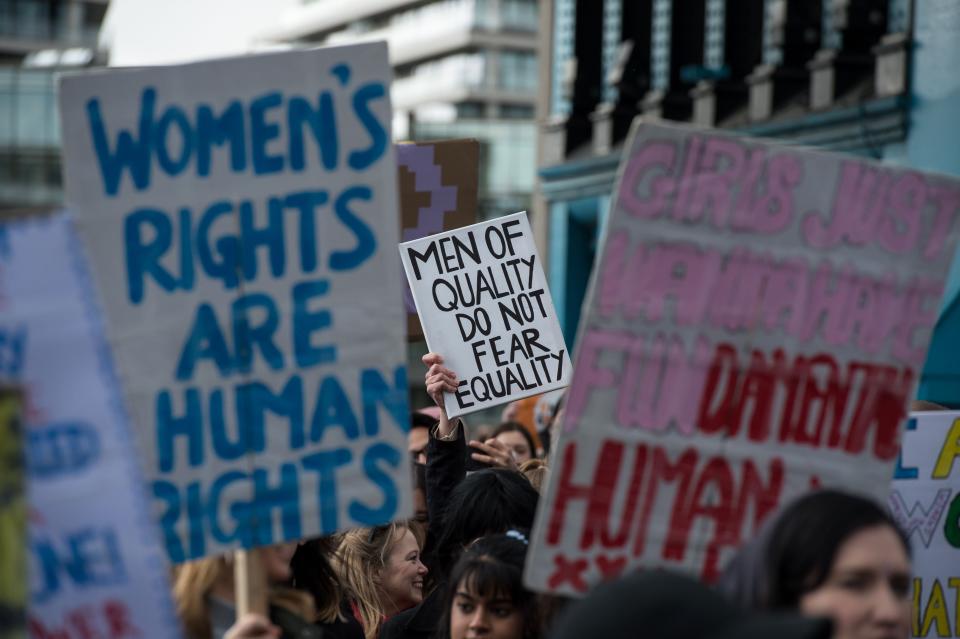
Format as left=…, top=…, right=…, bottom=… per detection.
left=525, top=121, right=960, bottom=595
left=57, top=43, right=413, bottom=563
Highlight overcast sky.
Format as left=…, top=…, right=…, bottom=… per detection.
left=101, top=0, right=298, bottom=66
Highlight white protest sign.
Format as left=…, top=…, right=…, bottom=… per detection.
left=890, top=411, right=960, bottom=638
left=400, top=212, right=571, bottom=418
left=525, top=121, right=960, bottom=595
left=58, top=43, right=412, bottom=563
left=0, top=215, right=181, bottom=638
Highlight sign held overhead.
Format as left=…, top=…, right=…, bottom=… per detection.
left=401, top=212, right=571, bottom=418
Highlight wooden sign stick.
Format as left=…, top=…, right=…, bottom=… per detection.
left=234, top=548, right=268, bottom=618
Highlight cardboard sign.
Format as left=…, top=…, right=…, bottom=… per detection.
left=0, top=387, right=25, bottom=639
left=398, top=140, right=480, bottom=338
left=0, top=215, right=181, bottom=638
left=890, top=411, right=960, bottom=638
left=400, top=212, right=571, bottom=418
left=525, top=122, right=960, bottom=595
left=58, top=44, right=412, bottom=563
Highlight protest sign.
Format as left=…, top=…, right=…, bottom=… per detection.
left=0, top=387, right=25, bottom=639
left=0, top=215, right=180, bottom=638
left=400, top=213, right=571, bottom=419
left=525, top=121, right=960, bottom=595
left=398, top=139, right=480, bottom=338
left=890, top=411, right=960, bottom=638
left=58, top=43, right=412, bottom=563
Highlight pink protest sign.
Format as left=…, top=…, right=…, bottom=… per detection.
left=525, top=121, right=960, bottom=595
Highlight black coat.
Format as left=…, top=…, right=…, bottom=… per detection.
left=381, top=424, right=466, bottom=639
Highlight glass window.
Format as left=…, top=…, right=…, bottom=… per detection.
left=501, top=0, right=538, bottom=31
left=499, top=50, right=537, bottom=91
left=0, top=69, right=58, bottom=148
left=704, top=0, right=725, bottom=69
left=651, top=0, right=672, bottom=89
left=500, top=104, right=534, bottom=119
left=601, top=0, right=621, bottom=103
left=551, top=0, right=575, bottom=116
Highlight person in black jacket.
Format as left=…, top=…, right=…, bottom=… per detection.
left=380, top=354, right=539, bottom=639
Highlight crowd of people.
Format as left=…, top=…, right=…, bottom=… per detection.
left=170, top=353, right=916, bottom=639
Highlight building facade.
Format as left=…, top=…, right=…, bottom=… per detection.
left=0, top=0, right=108, bottom=214
left=263, top=0, right=540, bottom=219
left=537, top=0, right=960, bottom=403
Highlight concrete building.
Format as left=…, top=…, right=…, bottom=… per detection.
left=0, top=0, right=108, bottom=214
left=536, top=0, right=960, bottom=402
left=262, top=0, right=540, bottom=219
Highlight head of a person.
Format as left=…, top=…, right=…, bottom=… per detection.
left=553, top=570, right=831, bottom=639
left=334, top=521, right=428, bottom=639
left=492, top=422, right=537, bottom=464
left=441, top=532, right=538, bottom=639
left=409, top=411, right=435, bottom=466
left=762, top=490, right=912, bottom=639
left=290, top=535, right=345, bottom=624
left=434, top=468, right=539, bottom=577
left=410, top=411, right=434, bottom=523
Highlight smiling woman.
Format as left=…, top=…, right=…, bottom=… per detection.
left=333, top=521, right=428, bottom=639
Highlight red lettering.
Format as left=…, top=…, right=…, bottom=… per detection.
left=698, top=343, right=911, bottom=461
left=664, top=455, right=734, bottom=581
left=633, top=446, right=697, bottom=556
left=27, top=601, right=141, bottom=639
left=547, top=441, right=649, bottom=550
left=30, top=618, right=70, bottom=639
left=595, top=555, right=628, bottom=581
left=547, top=554, right=589, bottom=592
left=104, top=600, right=139, bottom=638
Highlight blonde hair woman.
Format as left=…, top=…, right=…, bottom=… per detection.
left=173, top=544, right=316, bottom=639
left=333, top=521, right=428, bottom=639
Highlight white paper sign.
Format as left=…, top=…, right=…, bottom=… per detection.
left=890, top=411, right=960, bottom=638
left=525, top=122, right=960, bottom=595
left=400, top=212, right=571, bottom=418
left=58, top=43, right=412, bottom=563
left=0, top=214, right=181, bottom=638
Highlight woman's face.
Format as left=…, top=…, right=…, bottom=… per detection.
left=799, top=525, right=911, bottom=639
left=496, top=431, right=532, bottom=464
left=380, top=529, right=427, bottom=615
left=450, top=579, right=525, bottom=639
left=260, top=542, right=297, bottom=583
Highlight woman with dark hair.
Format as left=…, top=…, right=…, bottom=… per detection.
left=290, top=536, right=364, bottom=639
left=720, top=489, right=912, bottom=639
left=431, top=468, right=539, bottom=579
left=439, top=533, right=540, bottom=639
left=491, top=422, right=538, bottom=464
left=379, top=354, right=540, bottom=639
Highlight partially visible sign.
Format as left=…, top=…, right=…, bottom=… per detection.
left=398, top=140, right=480, bottom=338
left=890, top=411, right=960, bottom=638
left=1, top=215, right=180, bottom=638
left=58, top=44, right=412, bottom=562
left=400, top=212, right=571, bottom=418
left=526, top=122, right=960, bottom=595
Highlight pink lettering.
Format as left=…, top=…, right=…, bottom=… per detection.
left=618, top=141, right=677, bottom=219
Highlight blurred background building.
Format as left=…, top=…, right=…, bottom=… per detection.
left=0, top=0, right=107, bottom=214
left=4, top=0, right=960, bottom=403
left=261, top=0, right=540, bottom=220
left=535, top=0, right=960, bottom=404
